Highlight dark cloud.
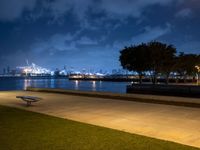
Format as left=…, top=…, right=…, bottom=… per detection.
left=175, top=8, right=193, bottom=18
left=0, top=0, right=177, bottom=22
left=0, top=0, right=37, bottom=21
left=0, top=0, right=200, bottom=71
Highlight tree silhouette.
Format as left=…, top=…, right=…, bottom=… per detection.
left=119, top=43, right=150, bottom=84
left=119, top=41, right=177, bottom=84
left=174, top=53, right=200, bottom=82
left=147, top=41, right=176, bottom=84
left=119, top=41, right=200, bottom=85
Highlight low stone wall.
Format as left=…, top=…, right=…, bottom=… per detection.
left=26, top=87, right=200, bottom=108
left=127, top=84, right=200, bottom=98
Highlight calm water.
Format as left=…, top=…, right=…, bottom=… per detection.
left=0, top=77, right=130, bottom=93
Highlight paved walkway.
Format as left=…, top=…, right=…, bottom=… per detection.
left=0, top=91, right=200, bottom=148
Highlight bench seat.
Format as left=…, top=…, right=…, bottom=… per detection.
left=16, top=96, right=42, bottom=106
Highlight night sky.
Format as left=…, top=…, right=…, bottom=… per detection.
left=0, top=0, right=200, bottom=71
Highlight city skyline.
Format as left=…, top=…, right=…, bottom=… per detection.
left=1, top=62, right=129, bottom=76
left=0, top=0, right=200, bottom=72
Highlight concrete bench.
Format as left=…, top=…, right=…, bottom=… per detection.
left=16, top=96, right=42, bottom=106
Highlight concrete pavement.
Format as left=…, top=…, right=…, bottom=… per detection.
left=27, top=87, right=200, bottom=108
left=0, top=91, right=200, bottom=148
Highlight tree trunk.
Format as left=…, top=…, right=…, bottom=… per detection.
left=165, top=74, right=169, bottom=85
left=139, top=74, right=143, bottom=84
left=175, top=77, right=179, bottom=83
left=152, top=73, right=157, bottom=85
left=183, top=74, right=187, bottom=83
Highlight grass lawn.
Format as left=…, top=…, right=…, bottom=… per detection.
left=0, top=105, right=199, bottom=150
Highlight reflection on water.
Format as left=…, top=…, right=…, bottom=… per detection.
left=50, top=79, right=55, bottom=88
left=0, top=78, right=130, bottom=93
left=75, top=80, right=79, bottom=90
left=92, top=81, right=96, bottom=91
left=24, top=79, right=31, bottom=90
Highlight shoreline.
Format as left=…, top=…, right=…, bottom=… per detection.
left=26, top=87, right=200, bottom=108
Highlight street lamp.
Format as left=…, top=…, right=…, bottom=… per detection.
left=195, top=65, right=200, bottom=85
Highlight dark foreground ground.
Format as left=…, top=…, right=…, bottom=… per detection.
left=0, top=105, right=199, bottom=150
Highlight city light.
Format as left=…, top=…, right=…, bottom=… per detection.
left=195, top=65, right=200, bottom=72
left=195, top=65, right=200, bottom=85
left=17, top=63, right=51, bottom=76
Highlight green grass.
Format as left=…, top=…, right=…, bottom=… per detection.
left=0, top=105, right=199, bottom=150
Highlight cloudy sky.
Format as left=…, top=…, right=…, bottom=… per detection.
left=0, top=0, right=199, bottom=71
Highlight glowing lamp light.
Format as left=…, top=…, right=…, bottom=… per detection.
left=195, top=65, right=200, bottom=72
left=195, top=65, right=200, bottom=86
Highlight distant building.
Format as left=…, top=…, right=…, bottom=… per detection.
left=16, top=63, right=51, bottom=76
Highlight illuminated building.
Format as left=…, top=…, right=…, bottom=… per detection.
left=16, top=63, right=51, bottom=76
